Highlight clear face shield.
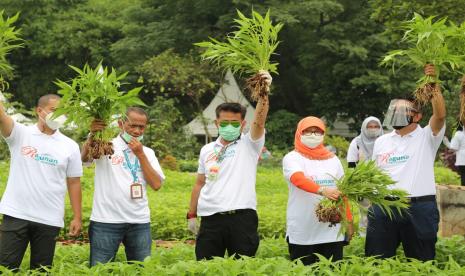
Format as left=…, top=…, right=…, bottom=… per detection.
left=382, top=99, right=418, bottom=130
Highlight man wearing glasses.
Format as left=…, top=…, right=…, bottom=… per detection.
left=187, top=71, right=272, bottom=260
left=81, top=107, right=165, bottom=266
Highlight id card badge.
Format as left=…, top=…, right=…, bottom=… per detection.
left=207, top=165, right=220, bottom=182
left=130, top=183, right=143, bottom=199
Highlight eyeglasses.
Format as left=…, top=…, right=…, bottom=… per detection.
left=219, top=121, right=241, bottom=128
left=303, top=131, right=324, bottom=136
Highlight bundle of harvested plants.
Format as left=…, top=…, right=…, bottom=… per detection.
left=315, top=161, right=409, bottom=234
left=54, top=63, right=145, bottom=159
left=195, top=9, right=283, bottom=101
left=381, top=13, right=464, bottom=105
left=0, top=11, right=22, bottom=90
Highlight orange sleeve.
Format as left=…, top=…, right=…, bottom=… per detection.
left=290, top=172, right=320, bottom=194
left=343, top=197, right=353, bottom=222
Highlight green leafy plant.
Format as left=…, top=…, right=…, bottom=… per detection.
left=54, top=63, right=145, bottom=159
left=380, top=13, right=464, bottom=105
left=0, top=11, right=22, bottom=90
left=195, top=9, right=283, bottom=101
left=316, top=161, right=409, bottom=234
left=325, top=135, right=350, bottom=158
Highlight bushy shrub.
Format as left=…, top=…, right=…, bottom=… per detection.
left=178, top=160, right=198, bottom=172
left=160, top=155, right=178, bottom=171
left=325, top=135, right=350, bottom=158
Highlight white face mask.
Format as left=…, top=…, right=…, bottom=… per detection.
left=301, top=133, right=324, bottom=148
left=366, top=128, right=381, bottom=138
left=40, top=111, right=66, bottom=130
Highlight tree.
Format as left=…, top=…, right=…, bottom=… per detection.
left=138, top=49, right=221, bottom=141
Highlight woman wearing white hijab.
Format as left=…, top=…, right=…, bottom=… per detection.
left=346, top=116, right=383, bottom=235
left=347, top=116, right=384, bottom=168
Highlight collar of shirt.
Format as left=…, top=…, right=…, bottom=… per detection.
left=214, top=133, right=244, bottom=147
left=31, top=124, right=62, bottom=139
left=114, top=135, right=130, bottom=150
left=389, top=124, right=421, bottom=138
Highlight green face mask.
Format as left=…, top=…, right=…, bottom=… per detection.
left=121, top=131, right=143, bottom=143
left=218, top=124, right=241, bottom=141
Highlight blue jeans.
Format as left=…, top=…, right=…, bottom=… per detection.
left=89, top=221, right=152, bottom=266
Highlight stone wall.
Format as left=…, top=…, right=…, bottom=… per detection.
left=436, top=185, right=465, bottom=237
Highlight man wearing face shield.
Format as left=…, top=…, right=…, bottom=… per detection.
left=187, top=71, right=272, bottom=261
left=0, top=94, right=83, bottom=271
left=366, top=65, right=446, bottom=261
left=81, top=107, right=165, bottom=266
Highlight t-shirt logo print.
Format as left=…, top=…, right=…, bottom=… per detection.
left=309, top=175, right=336, bottom=187
left=111, top=155, right=124, bottom=165
left=377, top=151, right=410, bottom=165
left=21, top=146, right=59, bottom=166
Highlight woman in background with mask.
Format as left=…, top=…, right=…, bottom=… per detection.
left=346, top=116, right=383, bottom=235
left=282, top=116, right=353, bottom=265
left=347, top=116, right=384, bottom=168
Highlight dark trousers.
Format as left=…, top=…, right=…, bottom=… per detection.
left=0, top=215, right=60, bottom=271
left=89, top=221, right=152, bottom=267
left=365, top=200, right=439, bottom=261
left=195, top=209, right=259, bottom=260
left=287, top=237, right=343, bottom=265
left=458, top=165, right=465, bottom=186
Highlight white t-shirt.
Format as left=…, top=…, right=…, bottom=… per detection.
left=372, top=124, right=445, bottom=197
left=450, top=131, right=465, bottom=166
left=347, top=138, right=365, bottom=162
left=283, top=151, right=345, bottom=245
left=0, top=122, right=83, bottom=227
left=90, top=136, right=165, bottom=223
left=197, top=132, right=265, bottom=216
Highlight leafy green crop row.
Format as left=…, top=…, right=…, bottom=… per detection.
left=4, top=236, right=465, bottom=275
left=0, top=161, right=461, bottom=240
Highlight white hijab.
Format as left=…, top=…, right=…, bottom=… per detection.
left=355, top=116, right=383, bottom=160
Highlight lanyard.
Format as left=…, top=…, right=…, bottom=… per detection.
left=213, top=139, right=238, bottom=163
left=123, top=149, right=140, bottom=183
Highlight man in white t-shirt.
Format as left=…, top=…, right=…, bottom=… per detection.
left=81, top=107, right=165, bottom=266
left=187, top=71, right=271, bottom=260
left=366, top=65, right=446, bottom=261
left=0, top=94, right=83, bottom=271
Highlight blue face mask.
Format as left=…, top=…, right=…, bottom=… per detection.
left=121, top=131, right=143, bottom=143
left=218, top=124, right=241, bottom=141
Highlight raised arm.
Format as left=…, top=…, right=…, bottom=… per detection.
left=250, top=71, right=271, bottom=141
left=0, top=98, right=14, bottom=137
left=425, top=65, right=446, bottom=135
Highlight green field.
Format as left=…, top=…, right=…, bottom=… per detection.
left=0, top=161, right=463, bottom=275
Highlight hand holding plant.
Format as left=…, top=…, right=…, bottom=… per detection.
left=380, top=13, right=464, bottom=105
left=195, top=9, right=282, bottom=101
left=315, top=161, right=409, bottom=234
left=54, top=63, right=145, bottom=159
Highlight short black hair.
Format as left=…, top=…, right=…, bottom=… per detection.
left=37, top=94, right=61, bottom=108
left=125, top=106, right=148, bottom=120
left=215, top=102, right=246, bottom=119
